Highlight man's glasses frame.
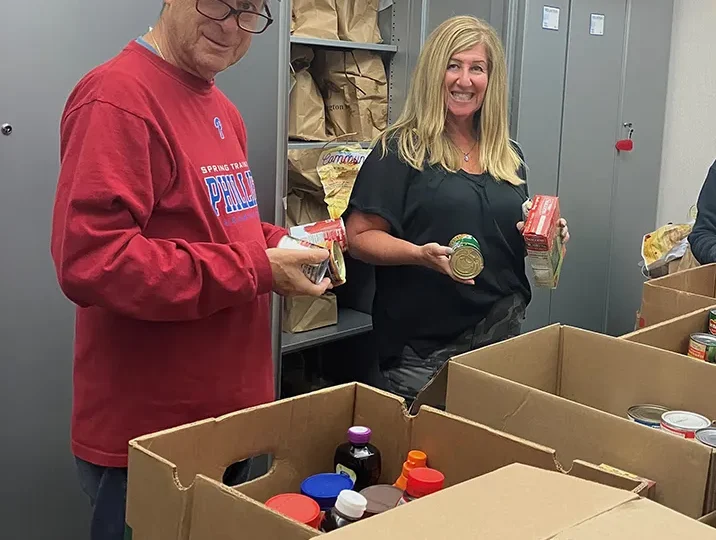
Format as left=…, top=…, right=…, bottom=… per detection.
left=195, top=0, right=274, bottom=34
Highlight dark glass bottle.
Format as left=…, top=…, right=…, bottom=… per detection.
left=320, top=490, right=367, bottom=532
left=334, top=426, right=382, bottom=492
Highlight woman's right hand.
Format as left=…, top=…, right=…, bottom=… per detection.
left=417, top=243, right=475, bottom=285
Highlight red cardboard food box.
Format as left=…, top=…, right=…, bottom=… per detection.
left=523, top=195, right=565, bottom=288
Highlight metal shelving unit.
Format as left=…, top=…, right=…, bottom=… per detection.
left=290, top=35, right=398, bottom=54
left=281, top=308, right=373, bottom=355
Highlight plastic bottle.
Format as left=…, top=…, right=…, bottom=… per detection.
left=393, top=450, right=428, bottom=491
left=320, top=489, right=368, bottom=532
left=334, top=426, right=382, bottom=492
left=396, top=467, right=445, bottom=506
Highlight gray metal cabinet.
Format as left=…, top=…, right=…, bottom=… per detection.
left=513, top=0, right=673, bottom=334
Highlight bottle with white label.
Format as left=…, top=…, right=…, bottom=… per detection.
left=334, top=426, right=382, bottom=492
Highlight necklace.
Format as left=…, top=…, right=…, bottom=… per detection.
left=149, top=32, right=166, bottom=61
left=458, top=138, right=479, bottom=162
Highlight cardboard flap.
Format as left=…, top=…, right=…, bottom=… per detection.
left=560, top=327, right=716, bottom=423
left=569, top=461, right=646, bottom=495
left=188, top=476, right=316, bottom=540
left=553, top=498, right=716, bottom=539
left=640, top=286, right=716, bottom=327
left=647, top=264, right=716, bottom=296
left=322, top=463, right=637, bottom=540
left=411, top=406, right=558, bottom=488
left=623, top=306, right=711, bottom=354
left=444, top=363, right=712, bottom=518
left=451, top=324, right=562, bottom=393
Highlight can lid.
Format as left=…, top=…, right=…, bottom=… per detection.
left=691, top=333, right=716, bottom=345
left=301, top=473, right=355, bottom=499
left=697, top=428, right=716, bottom=448
left=347, top=426, right=372, bottom=445
left=406, top=467, right=445, bottom=498
left=265, top=493, right=321, bottom=524
left=335, top=490, right=367, bottom=519
left=628, top=404, right=669, bottom=424
left=662, top=410, right=711, bottom=430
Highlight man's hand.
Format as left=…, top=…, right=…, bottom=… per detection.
left=266, top=247, right=332, bottom=297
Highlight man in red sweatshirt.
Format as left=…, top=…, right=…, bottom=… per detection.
left=50, top=1, right=330, bottom=538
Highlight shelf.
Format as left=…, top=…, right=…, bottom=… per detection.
left=290, top=36, right=398, bottom=54
left=281, top=308, right=373, bottom=354
left=288, top=141, right=373, bottom=151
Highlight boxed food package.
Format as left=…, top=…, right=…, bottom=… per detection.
left=523, top=195, right=565, bottom=288
left=126, top=384, right=647, bottom=539
left=413, top=324, right=716, bottom=518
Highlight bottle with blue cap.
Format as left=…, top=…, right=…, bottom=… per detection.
left=320, top=489, right=368, bottom=532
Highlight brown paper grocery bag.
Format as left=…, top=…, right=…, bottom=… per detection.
left=285, top=189, right=331, bottom=228
left=314, top=50, right=388, bottom=141
left=288, top=148, right=325, bottom=193
left=291, top=0, right=339, bottom=40
left=284, top=293, right=338, bottom=333
left=289, top=46, right=328, bottom=141
left=336, top=0, right=382, bottom=43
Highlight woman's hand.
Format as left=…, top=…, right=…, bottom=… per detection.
left=516, top=200, right=570, bottom=244
left=417, top=243, right=475, bottom=285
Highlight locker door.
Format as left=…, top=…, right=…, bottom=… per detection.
left=549, top=0, right=628, bottom=332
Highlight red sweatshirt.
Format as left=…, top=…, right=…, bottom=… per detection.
left=51, top=41, right=286, bottom=468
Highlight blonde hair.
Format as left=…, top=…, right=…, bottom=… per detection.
left=379, top=16, right=523, bottom=185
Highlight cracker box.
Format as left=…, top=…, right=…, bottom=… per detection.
left=523, top=195, right=565, bottom=288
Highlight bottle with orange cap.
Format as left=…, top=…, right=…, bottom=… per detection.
left=395, top=467, right=445, bottom=506
left=393, top=450, right=428, bottom=491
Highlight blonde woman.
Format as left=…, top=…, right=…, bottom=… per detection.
left=346, top=16, right=569, bottom=403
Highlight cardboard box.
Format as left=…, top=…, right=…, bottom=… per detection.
left=284, top=293, right=338, bottom=333
left=126, top=384, right=645, bottom=540
left=323, top=464, right=716, bottom=540
left=640, top=264, right=716, bottom=327
left=623, top=305, right=716, bottom=358
left=414, top=325, right=716, bottom=518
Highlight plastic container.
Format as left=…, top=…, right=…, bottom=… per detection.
left=396, top=467, right=445, bottom=506
left=334, top=426, right=382, bottom=492
left=265, top=493, right=322, bottom=529
left=320, top=490, right=368, bottom=532
left=359, top=484, right=404, bottom=517
left=301, top=473, right=355, bottom=511
left=393, top=450, right=428, bottom=491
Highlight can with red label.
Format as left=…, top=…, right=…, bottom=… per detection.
left=687, top=333, right=716, bottom=363
left=660, top=410, right=711, bottom=439
left=277, top=236, right=330, bottom=284
left=289, top=219, right=348, bottom=252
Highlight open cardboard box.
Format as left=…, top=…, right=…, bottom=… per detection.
left=640, top=264, right=716, bottom=327
left=320, top=464, right=716, bottom=540
left=624, top=305, right=716, bottom=358
left=413, top=324, right=716, bottom=518
left=126, top=383, right=646, bottom=540
left=188, top=463, right=716, bottom=540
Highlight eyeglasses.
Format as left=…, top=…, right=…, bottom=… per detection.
left=196, top=0, right=273, bottom=34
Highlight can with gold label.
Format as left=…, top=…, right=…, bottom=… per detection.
left=448, top=234, right=484, bottom=280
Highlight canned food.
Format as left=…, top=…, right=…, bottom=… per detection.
left=709, top=309, right=716, bottom=335
left=687, top=333, right=716, bottom=363
left=277, top=236, right=330, bottom=284
left=326, top=240, right=346, bottom=286
left=627, top=404, right=669, bottom=428
left=448, top=234, right=484, bottom=280
left=289, top=218, right=348, bottom=252
left=660, top=410, right=711, bottom=439
left=696, top=427, right=716, bottom=449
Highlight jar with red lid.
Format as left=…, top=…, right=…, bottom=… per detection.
left=395, top=467, right=445, bottom=506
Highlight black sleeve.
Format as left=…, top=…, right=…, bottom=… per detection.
left=511, top=140, right=529, bottom=198
left=688, top=160, right=716, bottom=264
left=348, top=141, right=413, bottom=238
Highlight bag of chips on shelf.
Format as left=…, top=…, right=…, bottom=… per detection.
left=291, top=0, right=339, bottom=40
left=317, top=144, right=370, bottom=219
left=313, top=50, right=388, bottom=141
left=335, top=0, right=382, bottom=43
left=289, top=45, right=328, bottom=141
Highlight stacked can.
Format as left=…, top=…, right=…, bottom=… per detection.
left=448, top=234, right=484, bottom=280
left=709, top=309, right=716, bottom=335
left=277, top=236, right=346, bottom=286
left=687, top=333, right=716, bottom=363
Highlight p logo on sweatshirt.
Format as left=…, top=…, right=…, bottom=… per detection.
left=214, top=117, right=225, bottom=140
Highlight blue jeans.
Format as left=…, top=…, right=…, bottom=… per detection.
left=75, top=456, right=256, bottom=540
